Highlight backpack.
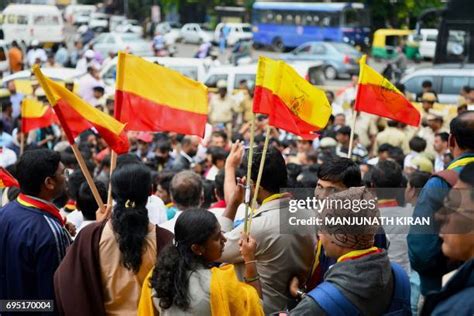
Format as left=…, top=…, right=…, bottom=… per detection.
left=307, top=262, right=411, bottom=316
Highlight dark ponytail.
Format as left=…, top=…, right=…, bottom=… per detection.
left=151, top=209, right=218, bottom=310
left=111, top=163, right=152, bottom=273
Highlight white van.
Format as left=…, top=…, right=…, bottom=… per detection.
left=214, top=23, right=253, bottom=46
left=410, top=29, right=437, bottom=60
left=2, top=5, right=64, bottom=44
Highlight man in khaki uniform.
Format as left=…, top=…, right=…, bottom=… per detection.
left=208, top=80, right=238, bottom=135
left=418, top=112, right=448, bottom=156
left=373, top=120, right=410, bottom=154
left=354, top=112, right=378, bottom=150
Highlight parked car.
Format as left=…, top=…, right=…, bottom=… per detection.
left=204, top=61, right=324, bottom=93
left=180, top=23, right=212, bottom=44
left=2, top=67, right=83, bottom=94
left=114, top=19, right=144, bottom=37
left=410, top=29, right=437, bottom=60
left=64, top=4, right=96, bottom=24
left=100, top=57, right=207, bottom=90
left=401, top=65, right=474, bottom=104
left=214, top=23, right=253, bottom=46
left=73, top=12, right=91, bottom=27
left=155, top=22, right=182, bottom=46
left=1, top=4, right=64, bottom=44
left=86, top=32, right=153, bottom=57
left=88, top=13, right=109, bottom=32
left=109, top=15, right=127, bottom=32
left=280, top=41, right=362, bottom=80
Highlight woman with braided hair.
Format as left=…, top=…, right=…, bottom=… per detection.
left=54, top=163, right=173, bottom=315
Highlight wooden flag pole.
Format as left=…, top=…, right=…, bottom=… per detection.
left=247, top=124, right=271, bottom=233
left=243, top=113, right=255, bottom=234
left=71, top=143, right=106, bottom=212
left=32, top=65, right=105, bottom=213
left=347, top=110, right=357, bottom=159
left=107, top=151, right=117, bottom=206
left=20, top=132, right=25, bottom=157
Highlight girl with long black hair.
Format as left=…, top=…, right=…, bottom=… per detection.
left=138, top=208, right=263, bottom=315
left=54, top=163, right=173, bottom=315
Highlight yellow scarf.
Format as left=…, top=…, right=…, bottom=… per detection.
left=137, top=265, right=264, bottom=316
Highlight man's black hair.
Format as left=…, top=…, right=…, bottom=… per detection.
left=297, top=171, right=318, bottom=188
left=336, top=126, right=351, bottom=136
left=372, top=160, right=403, bottom=188
left=408, top=171, right=431, bottom=189
left=388, top=146, right=405, bottom=168
left=317, top=157, right=361, bottom=188
left=211, top=130, right=228, bottom=142
left=409, top=136, right=427, bottom=153
left=15, top=149, right=61, bottom=196
left=422, top=80, right=432, bottom=88
left=247, top=147, right=287, bottom=194
left=77, top=181, right=107, bottom=221
left=201, top=180, right=216, bottom=209
left=208, top=147, right=228, bottom=165
left=156, top=140, right=172, bottom=153
left=67, top=169, right=86, bottom=201
left=450, top=111, right=474, bottom=151
left=378, top=143, right=394, bottom=153
left=116, top=153, right=141, bottom=168
left=156, top=171, right=176, bottom=194
left=214, top=169, right=225, bottom=200
left=435, top=132, right=449, bottom=143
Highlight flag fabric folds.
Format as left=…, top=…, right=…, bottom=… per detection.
left=253, top=56, right=332, bottom=139
left=21, top=98, right=58, bottom=133
left=354, top=55, right=420, bottom=127
left=0, top=167, right=19, bottom=188
left=32, top=67, right=129, bottom=154
left=115, top=52, right=208, bottom=137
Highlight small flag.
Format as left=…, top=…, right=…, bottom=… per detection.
left=0, top=167, right=19, bottom=188
left=115, top=52, right=208, bottom=137
left=32, top=66, right=129, bottom=154
left=21, top=98, right=58, bottom=133
left=354, top=55, right=420, bottom=126
left=253, top=56, right=331, bottom=139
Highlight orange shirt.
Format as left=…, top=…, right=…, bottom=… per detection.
left=8, top=47, right=23, bottom=73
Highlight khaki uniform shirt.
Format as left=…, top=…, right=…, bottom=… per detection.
left=208, top=94, right=237, bottom=124
left=355, top=113, right=378, bottom=149
left=374, top=126, right=410, bottom=154
left=218, top=198, right=316, bottom=314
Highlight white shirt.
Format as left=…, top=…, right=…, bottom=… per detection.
left=27, top=48, right=47, bottom=66
left=159, top=210, right=183, bottom=233
left=78, top=73, right=105, bottom=104
left=146, top=195, right=168, bottom=225
left=0, top=147, right=17, bottom=168
left=66, top=210, right=84, bottom=229
left=205, top=165, right=219, bottom=181
left=434, top=152, right=447, bottom=172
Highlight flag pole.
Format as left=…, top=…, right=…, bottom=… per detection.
left=243, top=113, right=255, bottom=234
left=32, top=65, right=105, bottom=213
left=70, top=143, right=106, bottom=212
left=347, top=110, right=357, bottom=159
left=20, top=132, right=25, bottom=157
left=107, top=151, right=117, bottom=206
left=247, top=124, right=271, bottom=233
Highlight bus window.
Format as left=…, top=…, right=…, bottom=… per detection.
left=275, top=14, right=282, bottom=24
left=295, top=14, right=302, bottom=25
left=343, top=8, right=359, bottom=27
left=285, top=14, right=293, bottom=25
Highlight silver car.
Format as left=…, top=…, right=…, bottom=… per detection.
left=280, top=41, right=362, bottom=80
left=88, top=32, right=153, bottom=57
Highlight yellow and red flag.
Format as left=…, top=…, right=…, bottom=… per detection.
left=0, top=167, right=19, bottom=188
left=253, top=57, right=331, bottom=139
left=21, top=98, right=58, bottom=133
left=115, top=52, right=208, bottom=137
left=32, top=66, right=129, bottom=154
left=354, top=55, right=420, bottom=126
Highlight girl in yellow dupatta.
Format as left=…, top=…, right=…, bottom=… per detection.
left=138, top=208, right=263, bottom=316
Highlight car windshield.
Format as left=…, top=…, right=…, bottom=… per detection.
left=330, top=43, right=359, bottom=54
left=120, top=33, right=142, bottom=42
left=242, top=26, right=252, bottom=32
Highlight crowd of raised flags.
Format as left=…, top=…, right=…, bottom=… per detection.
left=0, top=52, right=473, bottom=316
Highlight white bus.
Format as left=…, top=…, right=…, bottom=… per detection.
left=2, top=5, right=64, bottom=44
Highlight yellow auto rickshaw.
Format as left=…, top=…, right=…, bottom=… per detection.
left=371, top=29, right=420, bottom=61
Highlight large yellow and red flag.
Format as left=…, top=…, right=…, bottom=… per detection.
left=32, top=67, right=129, bottom=154
left=115, top=52, right=208, bottom=137
left=354, top=55, right=420, bottom=126
left=0, top=167, right=19, bottom=188
left=21, top=98, right=58, bottom=133
left=253, top=57, right=332, bottom=139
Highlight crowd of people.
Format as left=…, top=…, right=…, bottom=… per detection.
left=1, top=44, right=474, bottom=315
